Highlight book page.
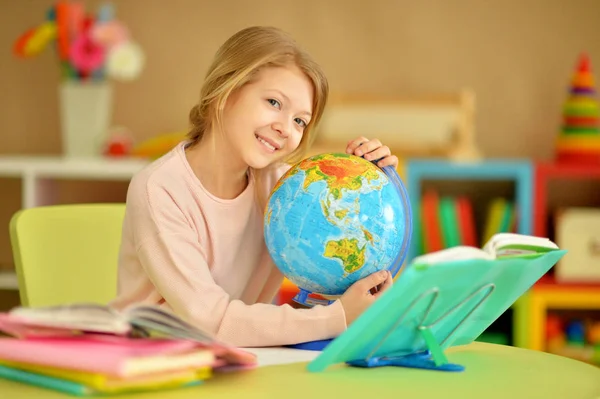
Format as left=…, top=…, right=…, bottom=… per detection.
left=410, top=246, right=493, bottom=266
left=242, top=347, right=320, bottom=367
left=8, top=303, right=129, bottom=334
left=483, top=233, right=558, bottom=258
left=124, top=305, right=216, bottom=344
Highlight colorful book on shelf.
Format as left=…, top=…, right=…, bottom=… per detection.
left=455, top=196, right=477, bottom=247
left=0, top=303, right=256, bottom=368
left=421, top=190, right=443, bottom=252
left=482, top=197, right=515, bottom=244
left=307, top=233, right=566, bottom=373
left=420, top=192, right=478, bottom=252
left=439, top=196, right=461, bottom=248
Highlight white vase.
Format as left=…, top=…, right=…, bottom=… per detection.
left=58, top=81, right=113, bottom=158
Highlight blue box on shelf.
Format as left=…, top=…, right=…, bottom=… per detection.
left=404, top=159, right=533, bottom=263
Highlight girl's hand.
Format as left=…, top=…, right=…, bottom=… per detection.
left=339, top=270, right=393, bottom=326
left=346, top=136, right=398, bottom=168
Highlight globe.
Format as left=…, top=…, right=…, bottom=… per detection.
left=264, top=152, right=412, bottom=305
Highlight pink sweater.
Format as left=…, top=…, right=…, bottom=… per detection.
left=110, top=142, right=347, bottom=347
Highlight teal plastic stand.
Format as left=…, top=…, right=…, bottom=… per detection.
left=306, top=249, right=567, bottom=373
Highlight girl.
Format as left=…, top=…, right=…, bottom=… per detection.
left=110, top=26, right=399, bottom=347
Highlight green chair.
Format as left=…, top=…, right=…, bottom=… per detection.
left=9, top=203, right=126, bottom=307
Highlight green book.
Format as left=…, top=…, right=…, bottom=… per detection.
left=439, top=196, right=460, bottom=248
left=307, top=233, right=566, bottom=372
left=0, top=364, right=93, bottom=396
left=0, top=364, right=204, bottom=396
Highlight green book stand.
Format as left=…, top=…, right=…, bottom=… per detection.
left=306, top=249, right=567, bottom=373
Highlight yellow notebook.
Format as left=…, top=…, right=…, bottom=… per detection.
left=0, top=359, right=211, bottom=393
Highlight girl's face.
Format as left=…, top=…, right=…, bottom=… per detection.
left=220, top=65, right=314, bottom=170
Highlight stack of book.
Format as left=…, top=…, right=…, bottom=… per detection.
left=0, top=303, right=257, bottom=395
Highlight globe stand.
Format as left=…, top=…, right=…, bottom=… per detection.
left=292, top=288, right=334, bottom=307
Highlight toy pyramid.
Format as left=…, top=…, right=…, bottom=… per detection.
left=556, top=53, right=600, bottom=164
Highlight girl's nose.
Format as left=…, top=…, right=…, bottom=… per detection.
left=272, top=120, right=290, bottom=138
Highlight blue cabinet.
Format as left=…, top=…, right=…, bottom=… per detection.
left=404, top=159, right=533, bottom=263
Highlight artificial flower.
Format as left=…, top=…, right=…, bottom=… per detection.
left=105, top=41, right=145, bottom=81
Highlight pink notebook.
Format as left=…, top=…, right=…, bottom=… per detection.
left=0, top=335, right=214, bottom=377
left=0, top=311, right=258, bottom=370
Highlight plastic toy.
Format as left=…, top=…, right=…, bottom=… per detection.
left=544, top=313, right=600, bottom=365
left=103, top=126, right=134, bottom=157
left=130, top=132, right=187, bottom=160
left=556, top=53, right=600, bottom=164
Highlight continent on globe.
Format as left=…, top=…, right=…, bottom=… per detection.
left=273, top=153, right=382, bottom=198
left=324, top=237, right=365, bottom=274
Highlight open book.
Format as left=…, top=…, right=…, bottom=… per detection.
left=0, top=303, right=257, bottom=367
left=409, top=232, right=559, bottom=267
left=0, top=303, right=215, bottom=343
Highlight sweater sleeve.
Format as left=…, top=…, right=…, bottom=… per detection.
left=133, top=182, right=347, bottom=348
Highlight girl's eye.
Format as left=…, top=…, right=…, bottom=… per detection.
left=295, top=118, right=307, bottom=128
left=268, top=98, right=281, bottom=109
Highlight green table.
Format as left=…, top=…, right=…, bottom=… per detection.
left=1, top=343, right=599, bottom=398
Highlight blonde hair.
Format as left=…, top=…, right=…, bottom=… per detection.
left=187, top=26, right=329, bottom=165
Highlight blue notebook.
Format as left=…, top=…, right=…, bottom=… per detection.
left=306, top=247, right=567, bottom=372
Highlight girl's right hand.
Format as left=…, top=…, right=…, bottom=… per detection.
left=339, top=270, right=393, bottom=325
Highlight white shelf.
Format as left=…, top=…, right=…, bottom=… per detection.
left=0, top=155, right=152, bottom=293
left=0, top=271, right=18, bottom=290
left=0, top=155, right=149, bottom=180
left=0, top=155, right=150, bottom=208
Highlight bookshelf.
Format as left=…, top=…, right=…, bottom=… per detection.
left=515, top=161, right=600, bottom=363
left=400, top=159, right=534, bottom=346
left=533, top=161, right=600, bottom=238
left=405, top=158, right=533, bottom=262
left=514, top=277, right=600, bottom=350
left=403, top=159, right=600, bottom=363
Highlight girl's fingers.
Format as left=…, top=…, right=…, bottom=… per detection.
left=353, top=138, right=382, bottom=156
left=346, top=136, right=369, bottom=154
left=363, top=145, right=391, bottom=162
left=377, top=155, right=398, bottom=169
left=374, top=271, right=394, bottom=297
left=345, top=137, right=398, bottom=169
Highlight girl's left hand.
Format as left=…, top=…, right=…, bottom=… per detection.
left=346, top=136, right=398, bottom=168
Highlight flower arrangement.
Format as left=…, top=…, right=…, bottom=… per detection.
left=13, top=1, right=144, bottom=82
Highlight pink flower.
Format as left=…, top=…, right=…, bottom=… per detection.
left=70, top=32, right=105, bottom=73
left=91, top=21, right=129, bottom=49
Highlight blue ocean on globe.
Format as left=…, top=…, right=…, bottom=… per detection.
left=264, top=153, right=411, bottom=298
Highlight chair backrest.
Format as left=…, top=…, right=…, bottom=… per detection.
left=9, top=203, right=126, bottom=307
